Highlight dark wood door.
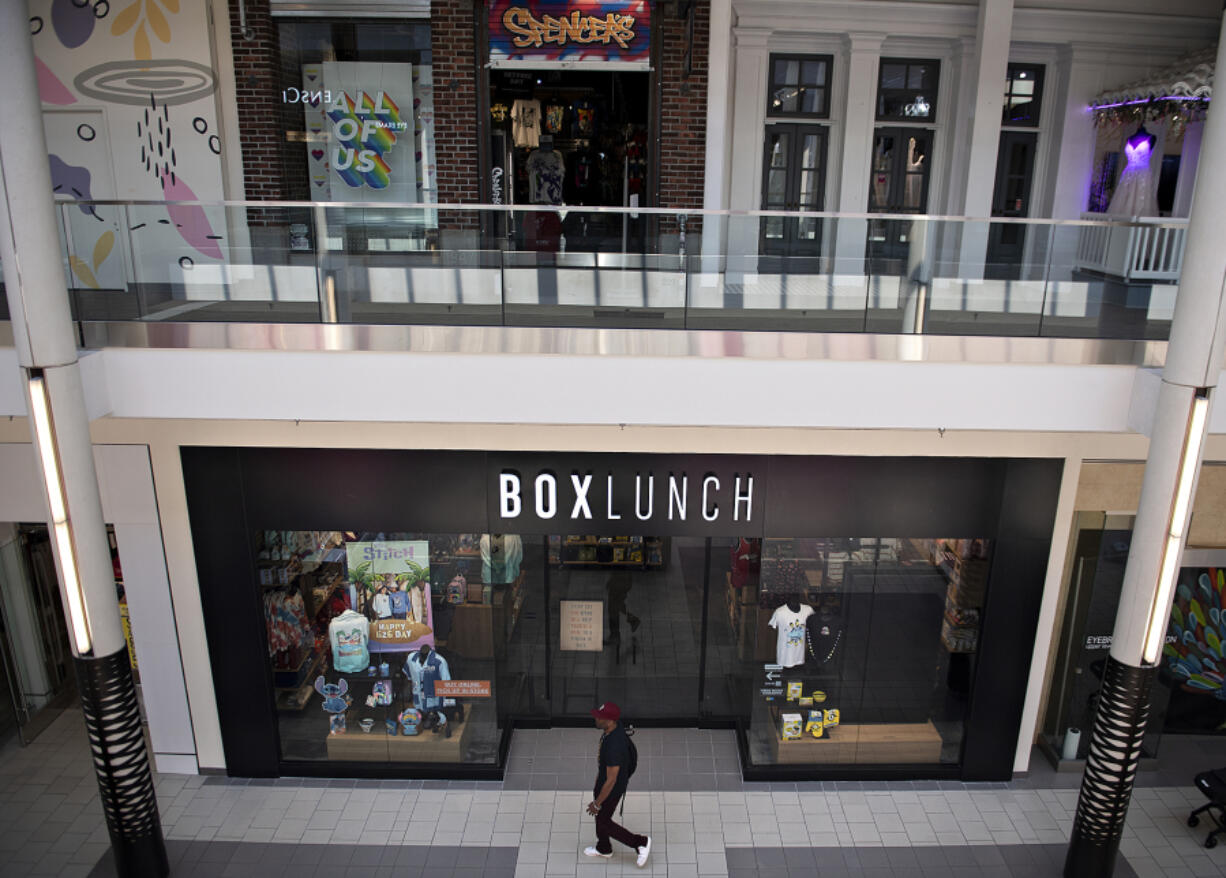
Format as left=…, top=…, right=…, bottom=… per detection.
left=986, top=131, right=1038, bottom=279
left=867, top=127, right=934, bottom=268
left=760, top=123, right=828, bottom=259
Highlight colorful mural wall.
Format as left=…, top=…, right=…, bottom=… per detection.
left=30, top=0, right=227, bottom=292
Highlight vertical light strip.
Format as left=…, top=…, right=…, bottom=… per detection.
left=26, top=372, right=92, bottom=655
left=1142, top=389, right=1210, bottom=664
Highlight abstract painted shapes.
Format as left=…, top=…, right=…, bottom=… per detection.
left=158, top=171, right=222, bottom=259
left=36, top=56, right=78, bottom=105
left=74, top=59, right=215, bottom=106
left=68, top=231, right=116, bottom=290
left=112, top=0, right=178, bottom=61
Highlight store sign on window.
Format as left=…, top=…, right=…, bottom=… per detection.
left=489, top=0, right=651, bottom=64
left=301, top=62, right=417, bottom=201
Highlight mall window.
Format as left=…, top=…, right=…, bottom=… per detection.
left=735, top=537, right=989, bottom=768
left=876, top=59, right=940, bottom=123
left=259, top=531, right=513, bottom=766
left=274, top=19, right=436, bottom=250
left=766, top=55, right=833, bottom=119
left=1002, top=64, right=1044, bottom=127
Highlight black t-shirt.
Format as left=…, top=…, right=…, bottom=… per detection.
left=597, top=724, right=631, bottom=794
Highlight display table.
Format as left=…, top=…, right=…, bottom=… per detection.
left=769, top=721, right=943, bottom=765
left=325, top=714, right=471, bottom=762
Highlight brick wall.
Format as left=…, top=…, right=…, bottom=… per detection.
left=431, top=0, right=480, bottom=226
left=229, top=0, right=282, bottom=202
left=658, top=0, right=710, bottom=227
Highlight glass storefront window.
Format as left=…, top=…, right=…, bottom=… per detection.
left=767, top=54, right=832, bottom=119
left=259, top=531, right=513, bottom=766
left=274, top=20, right=436, bottom=250
left=735, top=537, right=989, bottom=768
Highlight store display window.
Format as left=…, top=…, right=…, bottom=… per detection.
left=736, top=537, right=989, bottom=768
left=766, top=55, right=833, bottom=119
left=274, top=19, right=436, bottom=250
left=259, top=531, right=521, bottom=766
left=876, top=59, right=940, bottom=123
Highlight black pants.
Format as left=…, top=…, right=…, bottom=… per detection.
left=593, top=787, right=646, bottom=854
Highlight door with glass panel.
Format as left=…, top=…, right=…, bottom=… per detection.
left=760, top=124, right=828, bottom=261
left=867, top=128, right=934, bottom=269
left=986, top=131, right=1038, bottom=279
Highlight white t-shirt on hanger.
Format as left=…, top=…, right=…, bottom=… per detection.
left=512, top=99, right=542, bottom=149
left=769, top=603, right=814, bottom=668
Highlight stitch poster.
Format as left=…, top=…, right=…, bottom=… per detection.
left=489, top=1, right=651, bottom=65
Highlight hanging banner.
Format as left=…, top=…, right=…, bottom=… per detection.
left=488, top=0, right=651, bottom=67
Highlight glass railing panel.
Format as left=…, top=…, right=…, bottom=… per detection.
left=500, top=208, right=686, bottom=330
left=33, top=200, right=1191, bottom=342
left=1040, top=219, right=1176, bottom=340
left=99, top=202, right=321, bottom=323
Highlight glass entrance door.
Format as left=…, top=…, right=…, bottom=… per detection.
left=760, top=124, right=828, bottom=263
left=986, top=131, right=1038, bottom=279
left=546, top=535, right=726, bottom=723
left=867, top=128, right=934, bottom=270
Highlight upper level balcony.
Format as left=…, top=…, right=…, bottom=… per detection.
left=4, top=200, right=1188, bottom=348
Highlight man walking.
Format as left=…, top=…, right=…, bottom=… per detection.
left=584, top=702, right=651, bottom=867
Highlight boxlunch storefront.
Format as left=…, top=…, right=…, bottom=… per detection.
left=183, top=448, right=1060, bottom=781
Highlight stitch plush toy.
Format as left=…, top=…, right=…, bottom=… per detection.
left=314, top=676, right=350, bottom=735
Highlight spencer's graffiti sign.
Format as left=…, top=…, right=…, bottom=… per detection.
left=489, top=0, right=651, bottom=64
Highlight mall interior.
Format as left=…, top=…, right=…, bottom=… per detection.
left=3, top=0, right=1226, bottom=876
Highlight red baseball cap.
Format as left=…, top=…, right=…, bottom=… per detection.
left=591, top=702, right=621, bottom=721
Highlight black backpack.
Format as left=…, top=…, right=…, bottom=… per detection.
left=625, top=725, right=638, bottom=780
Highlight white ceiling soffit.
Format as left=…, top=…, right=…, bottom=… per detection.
left=270, top=0, right=430, bottom=17
left=1093, top=45, right=1216, bottom=106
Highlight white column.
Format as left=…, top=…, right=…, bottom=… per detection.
left=957, top=0, right=1015, bottom=277
left=833, top=33, right=884, bottom=275
left=1046, top=46, right=1107, bottom=221
left=725, top=27, right=771, bottom=273
left=1043, top=45, right=1107, bottom=284
left=701, top=0, right=735, bottom=262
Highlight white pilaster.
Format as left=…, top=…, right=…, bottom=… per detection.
left=726, top=27, right=772, bottom=270
left=957, top=0, right=1015, bottom=276
left=833, top=33, right=885, bottom=274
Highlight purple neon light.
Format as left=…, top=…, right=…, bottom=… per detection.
left=1092, top=95, right=1210, bottom=110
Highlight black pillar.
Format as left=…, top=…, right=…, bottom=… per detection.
left=1063, top=656, right=1155, bottom=878
left=75, top=649, right=170, bottom=878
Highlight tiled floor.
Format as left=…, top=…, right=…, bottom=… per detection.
left=4, top=709, right=1226, bottom=877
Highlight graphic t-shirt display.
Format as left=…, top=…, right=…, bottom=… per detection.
left=527, top=148, right=566, bottom=204
left=768, top=603, right=814, bottom=668
left=512, top=99, right=542, bottom=148
left=328, top=609, right=370, bottom=673
left=404, top=648, right=452, bottom=711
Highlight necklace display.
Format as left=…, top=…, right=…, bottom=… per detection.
left=807, top=622, right=842, bottom=664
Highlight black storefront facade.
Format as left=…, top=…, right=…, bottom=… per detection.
left=183, top=447, right=1060, bottom=782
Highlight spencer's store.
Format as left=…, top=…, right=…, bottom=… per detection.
left=184, top=447, right=1061, bottom=781
left=480, top=0, right=657, bottom=251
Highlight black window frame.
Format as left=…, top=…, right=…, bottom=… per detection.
left=766, top=53, right=834, bottom=119
left=875, top=57, right=940, bottom=123
left=1001, top=63, right=1045, bottom=128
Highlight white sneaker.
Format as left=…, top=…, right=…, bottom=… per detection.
left=583, top=847, right=612, bottom=859
left=636, top=836, right=652, bottom=867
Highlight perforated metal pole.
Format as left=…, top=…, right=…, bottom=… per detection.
left=0, top=3, right=167, bottom=876
left=1065, top=14, right=1226, bottom=878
